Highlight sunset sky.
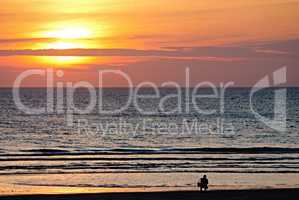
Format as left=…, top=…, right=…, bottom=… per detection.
left=0, top=0, right=298, bottom=87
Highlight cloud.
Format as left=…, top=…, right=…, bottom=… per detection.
left=250, top=39, right=299, bottom=54
left=0, top=38, right=56, bottom=44
left=0, top=39, right=297, bottom=59
left=1, top=38, right=298, bottom=87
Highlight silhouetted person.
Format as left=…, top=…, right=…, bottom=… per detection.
left=198, top=175, right=209, bottom=191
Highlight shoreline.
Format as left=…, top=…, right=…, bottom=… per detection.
left=1, top=188, right=299, bottom=200
left=1, top=172, right=299, bottom=196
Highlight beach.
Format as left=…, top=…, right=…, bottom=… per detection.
left=1, top=189, right=299, bottom=200
left=1, top=0, right=299, bottom=199
left=0, top=88, right=299, bottom=197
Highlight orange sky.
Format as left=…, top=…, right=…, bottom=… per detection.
left=0, top=0, right=299, bottom=87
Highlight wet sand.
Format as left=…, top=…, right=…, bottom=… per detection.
left=0, top=188, right=298, bottom=200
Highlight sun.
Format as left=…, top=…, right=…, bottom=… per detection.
left=40, top=25, right=94, bottom=50
left=45, top=41, right=84, bottom=50
left=37, top=25, right=94, bottom=65
left=38, top=56, right=90, bottom=67
left=44, top=26, right=92, bottom=39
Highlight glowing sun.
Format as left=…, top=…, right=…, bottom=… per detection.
left=39, top=25, right=94, bottom=64
left=45, top=26, right=92, bottom=39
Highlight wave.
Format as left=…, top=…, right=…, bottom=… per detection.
left=1, top=156, right=299, bottom=162
left=21, top=149, right=70, bottom=155
left=1, top=163, right=299, bottom=171
left=2, top=147, right=299, bottom=156
left=2, top=170, right=299, bottom=176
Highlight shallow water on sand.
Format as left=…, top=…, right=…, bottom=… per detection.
left=1, top=173, right=299, bottom=195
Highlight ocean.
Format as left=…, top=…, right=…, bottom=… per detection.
left=0, top=87, right=299, bottom=192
